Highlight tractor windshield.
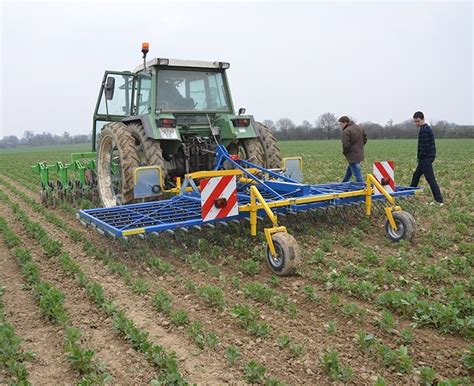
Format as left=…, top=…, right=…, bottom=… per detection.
left=156, top=69, right=230, bottom=112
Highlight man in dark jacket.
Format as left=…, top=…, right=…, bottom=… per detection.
left=410, top=111, right=443, bottom=205
left=339, top=116, right=367, bottom=183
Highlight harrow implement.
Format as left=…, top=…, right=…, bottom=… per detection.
left=32, top=152, right=98, bottom=206
left=78, top=146, right=422, bottom=275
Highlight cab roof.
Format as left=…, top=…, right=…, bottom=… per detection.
left=133, top=58, right=230, bottom=73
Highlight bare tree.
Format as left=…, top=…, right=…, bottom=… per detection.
left=301, top=120, right=312, bottom=131
left=262, top=120, right=276, bottom=130
left=23, top=130, right=34, bottom=146
left=316, top=112, right=338, bottom=139
left=276, top=118, right=295, bottom=131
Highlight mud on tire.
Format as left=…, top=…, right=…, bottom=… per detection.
left=97, top=122, right=139, bottom=208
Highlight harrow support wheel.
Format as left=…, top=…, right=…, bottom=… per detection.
left=265, top=232, right=301, bottom=276
left=384, top=210, right=416, bottom=242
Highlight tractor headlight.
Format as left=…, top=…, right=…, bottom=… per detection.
left=158, top=58, right=169, bottom=66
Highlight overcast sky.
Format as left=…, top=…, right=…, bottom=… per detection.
left=1, top=0, right=473, bottom=137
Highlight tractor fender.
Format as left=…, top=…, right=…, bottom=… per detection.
left=122, top=115, right=181, bottom=141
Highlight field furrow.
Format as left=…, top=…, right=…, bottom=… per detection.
left=0, top=183, right=244, bottom=384
left=0, top=204, right=158, bottom=384
left=0, top=240, right=76, bottom=385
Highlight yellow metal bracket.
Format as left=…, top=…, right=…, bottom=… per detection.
left=264, top=226, right=287, bottom=256
left=248, top=185, right=288, bottom=256
left=384, top=207, right=397, bottom=231
left=365, top=174, right=402, bottom=231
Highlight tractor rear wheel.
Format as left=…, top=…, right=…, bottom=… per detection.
left=128, top=122, right=167, bottom=174
left=240, top=138, right=265, bottom=166
left=255, top=122, right=282, bottom=169
left=97, top=122, right=139, bottom=208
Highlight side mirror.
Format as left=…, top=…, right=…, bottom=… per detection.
left=105, top=77, right=115, bottom=100
left=238, top=107, right=246, bottom=115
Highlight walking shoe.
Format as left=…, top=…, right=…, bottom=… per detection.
left=429, top=201, right=444, bottom=207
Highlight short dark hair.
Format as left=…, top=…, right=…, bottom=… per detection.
left=413, top=111, right=424, bottom=120
left=338, top=116, right=350, bottom=123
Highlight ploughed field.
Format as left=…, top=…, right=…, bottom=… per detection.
left=0, top=139, right=472, bottom=385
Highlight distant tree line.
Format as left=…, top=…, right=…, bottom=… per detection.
left=0, top=131, right=91, bottom=149
left=1, top=114, right=473, bottom=149
left=264, top=113, right=474, bottom=140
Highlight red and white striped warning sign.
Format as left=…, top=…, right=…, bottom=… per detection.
left=373, top=161, right=395, bottom=194
left=200, top=175, right=239, bottom=222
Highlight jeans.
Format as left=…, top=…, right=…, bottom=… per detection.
left=342, top=162, right=364, bottom=183
left=410, top=157, right=443, bottom=203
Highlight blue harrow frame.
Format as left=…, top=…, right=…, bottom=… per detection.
left=78, top=146, right=422, bottom=275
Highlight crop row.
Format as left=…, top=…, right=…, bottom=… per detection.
left=0, top=274, right=34, bottom=384
left=0, top=216, right=110, bottom=384
left=0, top=181, right=286, bottom=384
left=0, top=190, right=188, bottom=385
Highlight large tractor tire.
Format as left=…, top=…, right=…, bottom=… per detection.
left=240, top=138, right=265, bottom=167
left=97, top=122, right=139, bottom=208
left=127, top=122, right=168, bottom=180
left=255, top=122, right=282, bottom=169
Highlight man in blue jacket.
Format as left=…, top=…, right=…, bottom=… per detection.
left=410, top=111, right=444, bottom=205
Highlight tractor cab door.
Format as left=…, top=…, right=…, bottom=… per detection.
left=92, top=71, right=135, bottom=150
left=135, top=73, right=152, bottom=115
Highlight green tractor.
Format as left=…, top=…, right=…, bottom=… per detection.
left=35, top=43, right=281, bottom=207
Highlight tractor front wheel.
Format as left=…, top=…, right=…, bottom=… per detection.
left=97, top=122, right=139, bottom=208
left=265, top=232, right=301, bottom=276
